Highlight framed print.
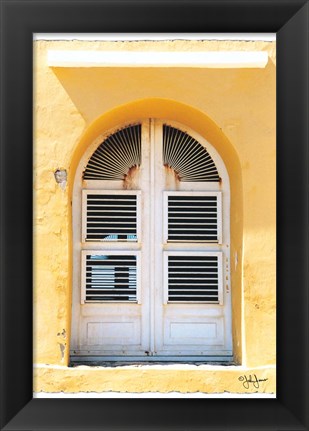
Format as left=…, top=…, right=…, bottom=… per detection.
left=1, top=0, right=308, bottom=430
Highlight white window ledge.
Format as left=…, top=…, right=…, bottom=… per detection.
left=47, top=50, right=268, bottom=68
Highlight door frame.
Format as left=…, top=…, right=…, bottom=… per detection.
left=70, top=119, right=233, bottom=362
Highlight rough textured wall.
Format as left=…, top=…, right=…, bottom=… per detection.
left=33, top=38, right=276, bottom=393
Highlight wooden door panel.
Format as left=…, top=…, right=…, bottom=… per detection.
left=81, top=317, right=142, bottom=350
left=163, top=317, right=224, bottom=347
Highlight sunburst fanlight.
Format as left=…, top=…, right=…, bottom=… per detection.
left=83, top=124, right=141, bottom=180
left=163, top=124, right=220, bottom=182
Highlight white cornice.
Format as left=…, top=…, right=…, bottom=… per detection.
left=47, top=50, right=269, bottom=68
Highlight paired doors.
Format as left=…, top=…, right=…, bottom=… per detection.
left=71, top=119, right=232, bottom=361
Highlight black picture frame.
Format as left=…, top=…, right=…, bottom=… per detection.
left=1, top=0, right=308, bottom=430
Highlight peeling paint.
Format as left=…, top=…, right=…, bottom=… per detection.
left=123, top=165, right=139, bottom=190
left=54, top=169, right=67, bottom=190
left=57, top=329, right=66, bottom=338
left=58, top=343, right=66, bottom=360
left=164, top=164, right=180, bottom=190
left=235, top=251, right=238, bottom=270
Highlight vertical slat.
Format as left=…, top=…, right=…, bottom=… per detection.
left=136, top=252, right=142, bottom=304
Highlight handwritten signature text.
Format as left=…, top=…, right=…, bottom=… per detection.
left=238, top=374, right=268, bottom=389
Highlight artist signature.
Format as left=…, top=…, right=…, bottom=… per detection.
left=238, top=374, right=268, bottom=389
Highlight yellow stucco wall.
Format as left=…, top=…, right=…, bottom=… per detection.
left=33, top=38, right=276, bottom=394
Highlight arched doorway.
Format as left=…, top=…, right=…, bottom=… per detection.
left=71, top=119, right=232, bottom=361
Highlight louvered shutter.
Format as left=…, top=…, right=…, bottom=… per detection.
left=164, top=252, right=223, bottom=304
left=163, top=191, right=222, bottom=243
left=83, top=124, right=141, bottom=180
left=81, top=251, right=140, bottom=304
left=163, top=124, right=220, bottom=182
left=82, top=190, right=141, bottom=242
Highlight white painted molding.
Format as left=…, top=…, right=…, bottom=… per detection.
left=47, top=50, right=268, bottom=68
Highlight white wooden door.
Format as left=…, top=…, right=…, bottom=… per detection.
left=151, top=120, right=232, bottom=359
left=71, top=122, right=152, bottom=359
left=71, top=119, right=232, bottom=361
